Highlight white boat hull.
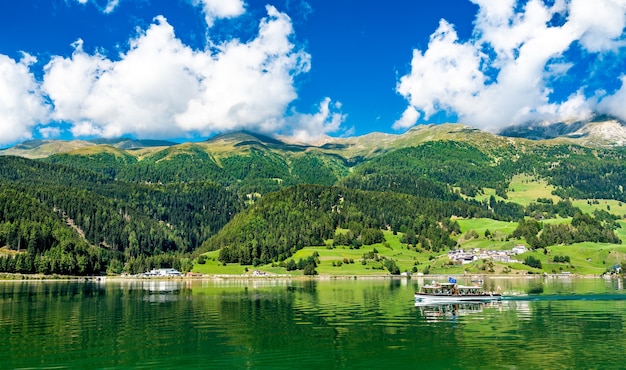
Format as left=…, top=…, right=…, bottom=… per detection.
left=414, top=293, right=502, bottom=303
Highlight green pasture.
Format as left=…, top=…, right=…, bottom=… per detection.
left=524, top=242, right=626, bottom=275
left=507, top=174, right=560, bottom=205
left=505, top=174, right=626, bottom=219
left=456, top=218, right=518, bottom=236
left=191, top=250, right=268, bottom=275
left=471, top=187, right=500, bottom=203
left=615, top=221, right=626, bottom=241
left=455, top=238, right=519, bottom=251
left=572, top=199, right=626, bottom=218
left=193, top=216, right=626, bottom=277
left=454, top=186, right=495, bottom=203
left=193, top=231, right=436, bottom=276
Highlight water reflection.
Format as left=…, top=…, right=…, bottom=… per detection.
left=140, top=281, right=183, bottom=303
left=415, top=301, right=503, bottom=322
left=3, top=278, right=626, bottom=369
left=142, top=280, right=182, bottom=293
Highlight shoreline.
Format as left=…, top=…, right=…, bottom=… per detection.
left=0, top=272, right=614, bottom=282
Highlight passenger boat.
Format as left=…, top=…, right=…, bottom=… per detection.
left=414, top=278, right=502, bottom=303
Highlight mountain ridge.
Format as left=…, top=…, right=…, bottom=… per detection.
left=2, top=118, right=626, bottom=276
left=0, top=137, right=177, bottom=159
left=498, top=115, right=626, bottom=143
left=2, top=119, right=624, bottom=160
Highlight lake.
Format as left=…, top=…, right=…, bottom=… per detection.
left=1, top=276, right=626, bottom=369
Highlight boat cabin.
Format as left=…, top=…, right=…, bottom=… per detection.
left=421, top=282, right=486, bottom=296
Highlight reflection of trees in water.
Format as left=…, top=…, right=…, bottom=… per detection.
left=215, top=283, right=338, bottom=367
left=5, top=280, right=626, bottom=369
left=527, top=282, right=544, bottom=294
left=214, top=279, right=440, bottom=367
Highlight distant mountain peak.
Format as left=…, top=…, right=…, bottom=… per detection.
left=88, top=138, right=178, bottom=149
left=498, top=115, right=626, bottom=146
left=206, top=131, right=285, bottom=146
left=566, top=119, right=626, bottom=146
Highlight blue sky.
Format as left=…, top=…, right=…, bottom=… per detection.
left=1, top=0, right=626, bottom=147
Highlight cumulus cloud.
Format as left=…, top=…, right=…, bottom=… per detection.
left=396, top=0, right=626, bottom=131
left=44, top=22, right=202, bottom=139
left=288, top=97, right=346, bottom=143
left=39, top=126, right=62, bottom=139
left=393, top=106, right=419, bottom=130
left=599, top=76, right=626, bottom=119
left=396, top=20, right=484, bottom=124
left=73, top=0, right=120, bottom=14
left=0, top=54, right=49, bottom=145
left=174, top=6, right=311, bottom=135
left=41, top=6, right=314, bottom=141
left=193, top=0, right=246, bottom=27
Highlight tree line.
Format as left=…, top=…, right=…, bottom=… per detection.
left=0, top=156, right=243, bottom=275
left=203, top=184, right=494, bottom=265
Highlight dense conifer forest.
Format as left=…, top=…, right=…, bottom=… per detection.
left=1, top=127, right=625, bottom=275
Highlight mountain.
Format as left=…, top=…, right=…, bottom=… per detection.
left=88, top=138, right=178, bottom=150
left=499, top=116, right=626, bottom=146
left=4, top=117, right=626, bottom=162
left=4, top=122, right=626, bottom=199
left=0, top=137, right=176, bottom=159
left=0, top=155, right=243, bottom=275
left=563, top=119, right=626, bottom=146
left=3, top=119, right=625, bottom=162
left=0, top=139, right=96, bottom=159
left=499, top=120, right=587, bottom=140
left=2, top=122, right=626, bottom=276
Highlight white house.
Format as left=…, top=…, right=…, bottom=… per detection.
left=143, top=268, right=182, bottom=277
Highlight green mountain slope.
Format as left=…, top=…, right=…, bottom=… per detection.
left=41, top=132, right=352, bottom=194
left=1, top=123, right=626, bottom=276
left=0, top=156, right=243, bottom=274
left=198, top=184, right=493, bottom=265
left=340, top=140, right=509, bottom=198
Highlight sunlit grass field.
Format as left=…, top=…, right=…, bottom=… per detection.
left=507, top=174, right=559, bottom=205
left=192, top=175, right=626, bottom=277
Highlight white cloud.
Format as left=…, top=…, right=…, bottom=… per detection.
left=569, top=0, right=626, bottom=52
left=73, top=0, right=120, bottom=14
left=193, top=0, right=246, bottom=27
left=536, top=90, right=595, bottom=122
left=103, top=0, right=119, bottom=14
left=396, top=20, right=484, bottom=123
left=599, top=76, right=626, bottom=120
left=44, top=20, right=199, bottom=139
left=0, top=54, right=49, bottom=146
left=174, top=6, right=310, bottom=135
left=396, top=0, right=626, bottom=132
left=71, top=121, right=105, bottom=137
left=42, top=6, right=313, bottom=141
left=393, top=106, right=419, bottom=130
left=288, top=97, right=346, bottom=143
left=39, top=126, right=62, bottom=139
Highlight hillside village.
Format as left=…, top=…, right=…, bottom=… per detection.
left=448, top=245, right=528, bottom=265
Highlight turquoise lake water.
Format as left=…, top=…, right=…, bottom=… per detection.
left=1, top=277, right=626, bottom=369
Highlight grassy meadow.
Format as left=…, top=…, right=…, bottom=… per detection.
left=507, top=174, right=560, bottom=205
left=192, top=174, right=626, bottom=277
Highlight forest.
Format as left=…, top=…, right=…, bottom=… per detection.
left=0, top=129, right=625, bottom=275
left=0, top=156, right=242, bottom=274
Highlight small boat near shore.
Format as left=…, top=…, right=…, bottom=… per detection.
left=415, top=278, right=502, bottom=303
